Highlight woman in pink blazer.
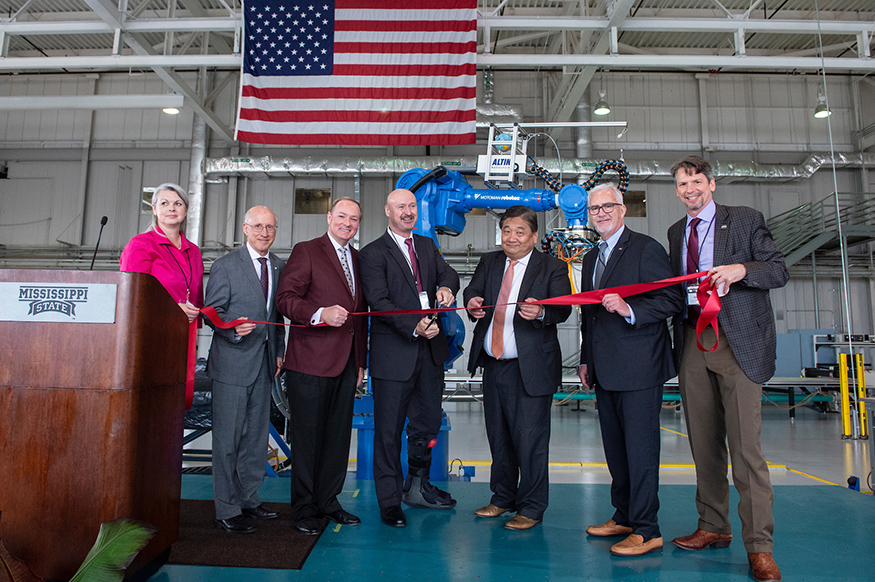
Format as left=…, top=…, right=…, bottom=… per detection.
left=120, top=182, right=204, bottom=322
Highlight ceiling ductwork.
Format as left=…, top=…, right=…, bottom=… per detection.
left=203, top=153, right=875, bottom=183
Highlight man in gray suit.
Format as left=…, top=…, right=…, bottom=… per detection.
left=204, top=205, right=286, bottom=534
left=667, top=156, right=788, bottom=582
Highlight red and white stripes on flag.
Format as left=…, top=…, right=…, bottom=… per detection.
left=235, top=0, right=477, bottom=146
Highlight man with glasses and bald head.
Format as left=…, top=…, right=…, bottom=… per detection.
left=205, top=206, right=286, bottom=534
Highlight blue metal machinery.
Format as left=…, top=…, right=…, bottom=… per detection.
left=397, top=165, right=589, bottom=241
left=392, top=133, right=630, bottom=371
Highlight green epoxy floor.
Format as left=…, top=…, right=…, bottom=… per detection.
left=150, top=474, right=875, bottom=581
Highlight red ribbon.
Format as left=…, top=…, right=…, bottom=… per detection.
left=185, top=320, right=196, bottom=409
left=191, top=271, right=722, bottom=403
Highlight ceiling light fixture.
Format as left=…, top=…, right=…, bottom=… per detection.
left=813, top=92, right=831, bottom=118
left=593, top=90, right=611, bottom=116
left=163, top=106, right=180, bottom=115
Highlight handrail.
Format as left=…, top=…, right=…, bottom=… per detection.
left=767, top=192, right=875, bottom=260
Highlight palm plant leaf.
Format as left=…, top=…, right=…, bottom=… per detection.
left=0, top=538, right=44, bottom=582
left=68, top=519, right=157, bottom=582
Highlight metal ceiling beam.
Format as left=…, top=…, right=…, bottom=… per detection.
left=546, top=0, right=636, bottom=137
left=0, top=94, right=184, bottom=110
left=1, top=15, right=870, bottom=39
left=81, top=0, right=235, bottom=143
left=0, top=18, right=238, bottom=36
left=0, top=50, right=869, bottom=75
left=0, top=54, right=238, bottom=70
left=478, top=16, right=875, bottom=35
left=479, top=53, right=875, bottom=72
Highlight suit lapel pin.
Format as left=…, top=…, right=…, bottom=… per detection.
left=721, top=225, right=728, bottom=229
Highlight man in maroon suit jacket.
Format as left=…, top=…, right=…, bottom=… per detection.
left=276, top=197, right=368, bottom=535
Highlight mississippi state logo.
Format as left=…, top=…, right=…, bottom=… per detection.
left=18, top=286, right=89, bottom=318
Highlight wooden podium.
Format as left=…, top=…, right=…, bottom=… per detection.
left=0, top=270, right=189, bottom=580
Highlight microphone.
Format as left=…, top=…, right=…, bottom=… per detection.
left=90, top=216, right=109, bottom=271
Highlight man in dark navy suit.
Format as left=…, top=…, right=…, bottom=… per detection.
left=464, top=206, right=572, bottom=531
left=578, top=184, right=683, bottom=556
left=359, top=188, right=460, bottom=528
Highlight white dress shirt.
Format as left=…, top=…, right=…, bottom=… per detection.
left=311, top=233, right=355, bottom=325
left=484, top=249, right=534, bottom=360
left=245, top=242, right=272, bottom=311
left=245, top=242, right=272, bottom=340
left=592, top=226, right=636, bottom=326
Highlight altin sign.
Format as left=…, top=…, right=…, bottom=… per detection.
left=0, top=283, right=117, bottom=323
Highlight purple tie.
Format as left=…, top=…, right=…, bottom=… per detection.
left=404, top=238, right=423, bottom=293
left=258, top=257, right=269, bottom=303
left=686, top=218, right=701, bottom=321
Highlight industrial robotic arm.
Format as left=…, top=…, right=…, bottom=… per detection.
left=394, top=123, right=630, bottom=370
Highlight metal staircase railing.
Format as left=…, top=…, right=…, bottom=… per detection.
left=766, top=192, right=875, bottom=267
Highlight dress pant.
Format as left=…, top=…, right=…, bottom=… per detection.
left=287, top=352, right=357, bottom=520
left=482, top=357, right=552, bottom=521
left=594, top=383, right=662, bottom=541
left=371, top=340, right=444, bottom=508
left=679, top=324, right=775, bottom=553
left=211, top=346, right=273, bottom=520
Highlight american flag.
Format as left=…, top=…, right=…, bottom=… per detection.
left=235, top=0, right=477, bottom=146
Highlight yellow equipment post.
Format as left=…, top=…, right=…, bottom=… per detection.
left=855, top=354, right=868, bottom=438
left=839, top=353, right=852, bottom=439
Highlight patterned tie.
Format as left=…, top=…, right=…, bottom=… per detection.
left=258, top=257, right=269, bottom=303
left=491, top=259, right=518, bottom=360
left=338, top=246, right=354, bottom=296
left=404, top=238, right=423, bottom=293
left=686, top=217, right=702, bottom=321
left=593, top=241, right=608, bottom=289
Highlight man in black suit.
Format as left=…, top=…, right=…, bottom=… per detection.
left=577, top=184, right=683, bottom=556
left=667, top=155, right=788, bottom=582
left=204, top=205, right=285, bottom=534
left=359, top=188, right=461, bottom=528
left=463, top=206, right=571, bottom=531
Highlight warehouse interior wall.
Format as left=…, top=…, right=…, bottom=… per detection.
left=0, top=69, right=873, bottom=351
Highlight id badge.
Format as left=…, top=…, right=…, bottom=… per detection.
left=686, top=283, right=700, bottom=307
left=419, top=291, right=430, bottom=310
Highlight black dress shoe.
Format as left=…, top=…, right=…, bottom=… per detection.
left=294, top=516, right=323, bottom=536
left=321, top=508, right=361, bottom=526
left=215, top=515, right=256, bottom=534
left=242, top=504, right=280, bottom=520
left=380, top=505, right=407, bottom=528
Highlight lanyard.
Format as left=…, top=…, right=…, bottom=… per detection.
left=165, top=244, right=193, bottom=303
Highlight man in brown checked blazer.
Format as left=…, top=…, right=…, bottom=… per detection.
left=667, top=156, right=788, bottom=582
left=276, top=197, right=368, bottom=536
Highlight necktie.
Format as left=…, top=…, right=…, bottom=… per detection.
left=593, top=241, right=608, bottom=289
left=404, top=238, right=423, bottom=293
left=491, top=259, right=518, bottom=360
left=258, top=257, right=269, bottom=303
left=338, top=246, right=354, bottom=296
left=686, top=217, right=702, bottom=321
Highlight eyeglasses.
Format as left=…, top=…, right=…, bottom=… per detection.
left=246, top=223, right=277, bottom=233
left=587, top=202, right=622, bottom=215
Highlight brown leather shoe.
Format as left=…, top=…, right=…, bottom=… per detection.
left=672, top=528, right=732, bottom=550
left=474, top=504, right=510, bottom=518
left=504, top=515, right=540, bottom=531
left=610, top=534, right=663, bottom=556
left=748, top=552, right=782, bottom=582
left=586, top=519, right=634, bottom=537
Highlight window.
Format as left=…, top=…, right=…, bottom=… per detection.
left=624, top=190, right=646, bottom=217
left=295, top=188, right=331, bottom=214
